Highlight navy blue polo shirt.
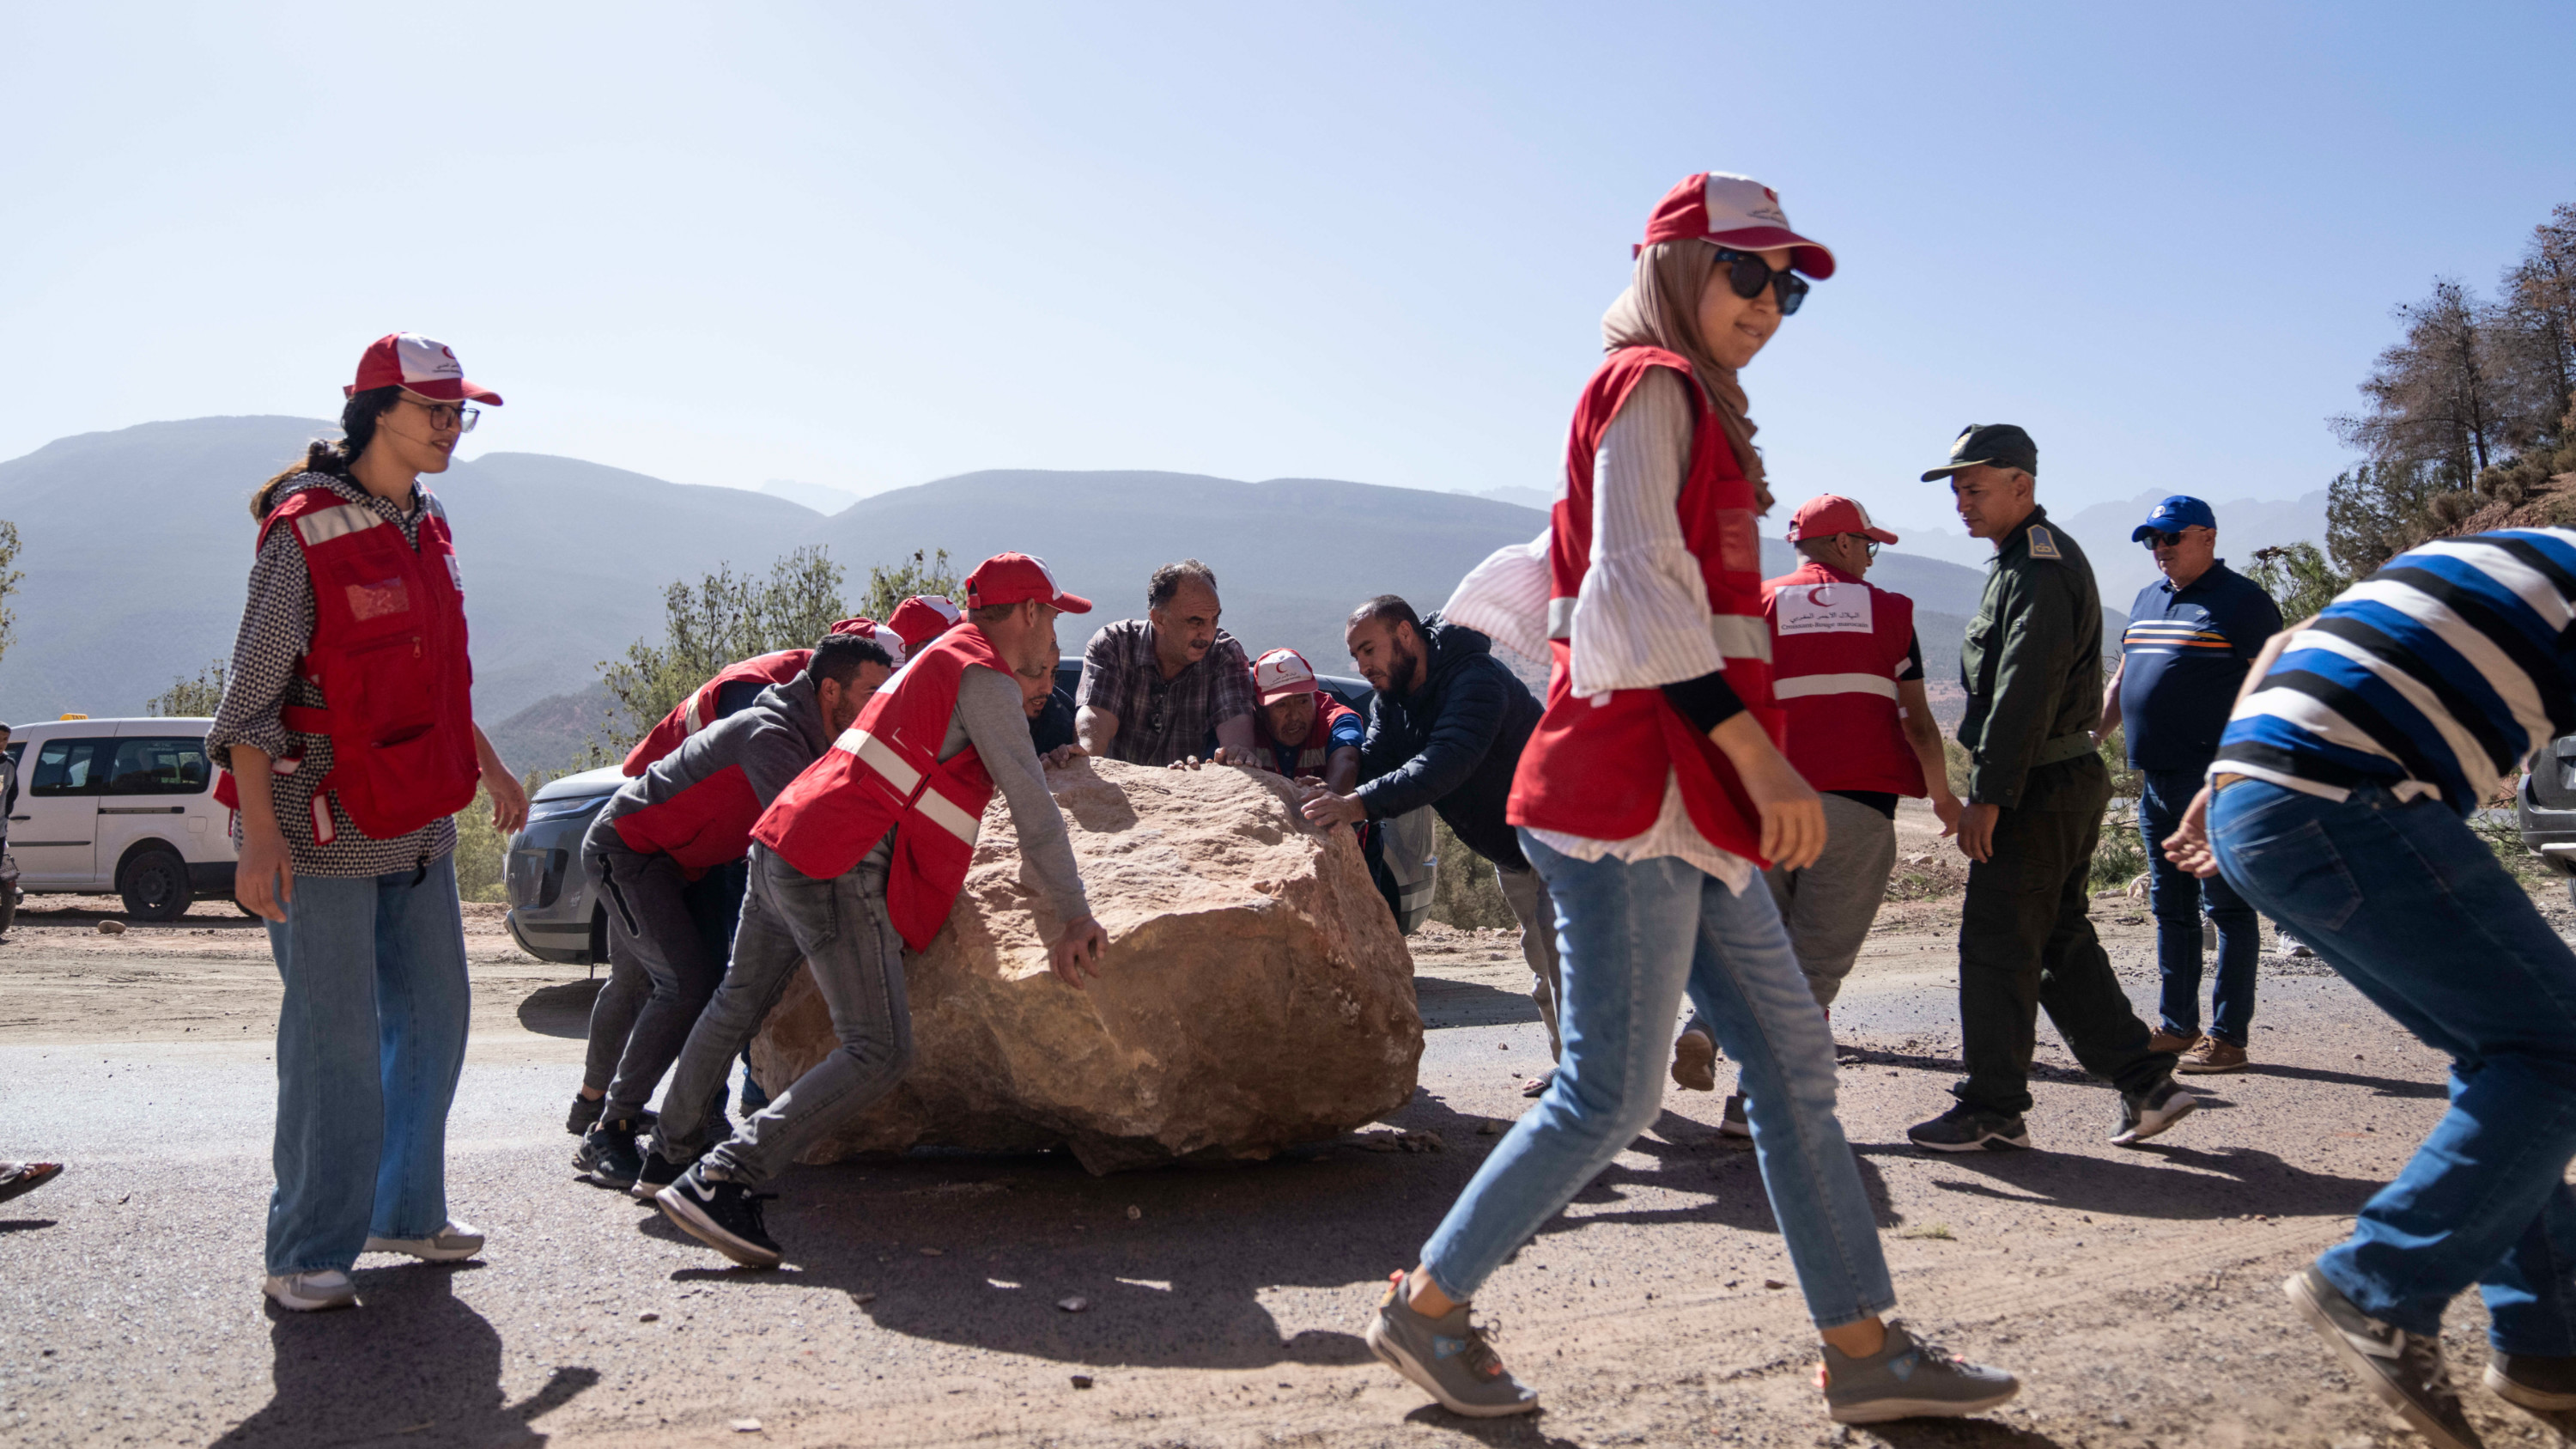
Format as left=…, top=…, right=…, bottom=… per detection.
left=2118, top=560, right=2283, bottom=771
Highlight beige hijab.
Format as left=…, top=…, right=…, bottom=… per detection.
left=1601, top=240, right=1771, bottom=514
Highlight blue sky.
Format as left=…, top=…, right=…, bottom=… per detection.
left=3, top=2, right=2570, bottom=535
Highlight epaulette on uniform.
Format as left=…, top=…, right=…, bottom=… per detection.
left=2026, top=525, right=2062, bottom=561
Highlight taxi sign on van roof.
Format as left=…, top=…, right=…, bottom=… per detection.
left=58, top=713, right=87, bottom=721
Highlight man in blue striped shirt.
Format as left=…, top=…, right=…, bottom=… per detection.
left=2164, top=527, right=2576, bottom=1446
left=2095, top=496, right=2281, bottom=1073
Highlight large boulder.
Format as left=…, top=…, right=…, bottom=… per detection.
left=748, top=757, right=1421, bottom=1173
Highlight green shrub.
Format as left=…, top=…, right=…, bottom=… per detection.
left=1430, top=815, right=1516, bottom=929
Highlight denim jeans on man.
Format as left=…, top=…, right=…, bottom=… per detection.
left=264, top=855, right=471, bottom=1275
left=2213, top=779, right=2576, bottom=1353
left=2139, top=769, right=2259, bottom=1044
left=649, top=843, right=913, bottom=1188
left=1419, top=831, right=1895, bottom=1330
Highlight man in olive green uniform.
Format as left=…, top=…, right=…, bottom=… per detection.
left=1905, top=424, right=2196, bottom=1154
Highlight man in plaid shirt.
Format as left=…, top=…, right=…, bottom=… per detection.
left=1074, top=560, right=1258, bottom=768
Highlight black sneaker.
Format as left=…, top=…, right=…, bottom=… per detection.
left=2487, top=1351, right=2576, bottom=1414
left=573, top=1117, right=645, bottom=1187
left=2285, top=1265, right=2484, bottom=1449
left=566, top=1093, right=605, bottom=1135
left=657, top=1165, right=782, bottom=1269
left=628, top=1146, right=698, bottom=1202
left=2109, top=1077, right=2196, bottom=1147
left=1905, top=1105, right=2031, bottom=1153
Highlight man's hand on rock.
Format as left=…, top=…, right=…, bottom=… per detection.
left=1209, top=744, right=1255, bottom=768
left=1041, top=745, right=1084, bottom=769
left=1050, top=915, right=1109, bottom=987
left=1167, top=755, right=1204, bottom=771
left=1300, top=790, right=1368, bottom=830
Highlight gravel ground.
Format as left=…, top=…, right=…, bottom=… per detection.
left=3, top=835, right=2569, bottom=1448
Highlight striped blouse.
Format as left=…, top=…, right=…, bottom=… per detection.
left=2209, top=529, right=2576, bottom=814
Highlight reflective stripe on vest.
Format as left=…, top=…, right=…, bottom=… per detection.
left=837, top=724, right=981, bottom=843
left=293, top=502, right=385, bottom=547
left=1771, top=672, right=1899, bottom=701
left=1543, top=599, right=1771, bottom=662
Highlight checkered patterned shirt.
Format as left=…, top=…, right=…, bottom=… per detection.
left=1073, top=618, right=1255, bottom=766
left=204, top=472, right=463, bottom=878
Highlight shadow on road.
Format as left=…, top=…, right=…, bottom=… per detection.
left=2242, top=1060, right=2446, bottom=1099
left=1860, top=1140, right=2387, bottom=1221
left=1550, top=1109, right=1904, bottom=1234
left=1417, top=976, right=1543, bottom=1031
left=639, top=1091, right=1517, bottom=1372
left=1400, top=1404, right=1586, bottom=1445
left=517, top=980, right=603, bottom=1040
left=215, top=1264, right=595, bottom=1447
left=0, top=1216, right=57, bottom=1233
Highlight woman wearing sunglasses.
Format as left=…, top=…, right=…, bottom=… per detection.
left=1387, top=174, right=2019, bottom=1425
left=207, top=333, right=529, bottom=1312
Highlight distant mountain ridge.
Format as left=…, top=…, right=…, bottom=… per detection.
left=0, top=416, right=2097, bottom=773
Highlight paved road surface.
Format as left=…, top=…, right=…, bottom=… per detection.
left=0, top=898, right=2546, bottom=1448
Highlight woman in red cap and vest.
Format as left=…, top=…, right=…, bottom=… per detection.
left=206, top=334, right=529, bottom=1313
left=1378, top=175, right=2019, bottom=1425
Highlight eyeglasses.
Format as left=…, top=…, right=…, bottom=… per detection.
left=400, top=395, right=480, bottom=434
left=1712, top=248, right=1809, bottom=316
left=1839, top=533, right=1880, bottom=559
left=2140, top=530, right=2194, bottom=550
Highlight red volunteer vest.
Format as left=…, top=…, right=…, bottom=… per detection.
left=1251, top=691, right=1359, bottom=779
left=753, top=626, right=1007, bottom=949
left=1765, top=560, right=1926, bottom=797
left=621, top=649, right=811, bottom=776
left=216, top=485, right=479, bottom=842
left=1508, top=348, right=1779, bottom=864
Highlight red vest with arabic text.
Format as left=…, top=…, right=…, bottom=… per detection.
left=216, top=486, right=479, bottom=841
left=753, top=626, right=1005, bottom=949
left=1765, top=560, right=1926, bottom=797
left=1506, top=348, right=1779, bottom=864
left=621, top=649, right=811, bottom=776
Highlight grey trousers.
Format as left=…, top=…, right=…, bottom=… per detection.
left=1495, top=861, right=1565, bottom=1060
left=580, top=953, right=649, bottom=1095
left=594, top=844, right=726, bottom=1120
left=651, top=843, right=913, bottom=1189
left=1688, top=794, right=1897, bottom=1051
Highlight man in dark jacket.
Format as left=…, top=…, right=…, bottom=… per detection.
left=1303, top=596, right=1558, bottom=1084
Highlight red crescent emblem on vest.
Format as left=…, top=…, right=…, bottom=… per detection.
left=1807, top=585, right=1834, bottom=607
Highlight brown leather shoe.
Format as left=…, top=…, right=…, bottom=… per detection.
left=2177, top=1036, right=2249, bottom=1074
left=2147, top=1029, right=2196, bottom=1055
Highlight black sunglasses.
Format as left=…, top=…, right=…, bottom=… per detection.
left=2140, top=530, right=2193, bottom=550
left=1712, top=248, right=1809, bottom=316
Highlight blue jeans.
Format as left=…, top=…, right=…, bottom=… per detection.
left=2141, top=769, right=2259, bottom=1044
left=1419, top=831, right=1895, bottom=1330
left=264, top=855, right=471, bottom=1276
left=2213, top=780, right=2576, bottom=1352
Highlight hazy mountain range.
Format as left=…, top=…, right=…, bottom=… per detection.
left=0, top=415, right=2246, bottom=774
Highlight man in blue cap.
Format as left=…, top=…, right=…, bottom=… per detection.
left=2094, top=496, right=2282, bottom=1073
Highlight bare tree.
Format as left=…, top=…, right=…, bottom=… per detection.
left=2332, top=277, right=2516, bottom=487
left=2493, top=204, right=2576, bottom=455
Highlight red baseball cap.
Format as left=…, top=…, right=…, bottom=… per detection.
left=963, top=553, right=1091, bottom=614
left=1786, top=495, right=1899, bottom=545
left=827, top=615, right=903, bottom=664
left=346, top=332, right=503, bottom=404
left=1250, top=648, right=1319, bottom=706
left=1642, top=174, right=1835, bottom=279
left=885, top=595, right=962, bottom=655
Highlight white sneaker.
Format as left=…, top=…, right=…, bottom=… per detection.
left=364, top=1218, right=486, bottom=1262
left=264, top=1269, right=358, bottom=1312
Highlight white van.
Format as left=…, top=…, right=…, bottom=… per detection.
left=6, top=716, right=236, bottom=919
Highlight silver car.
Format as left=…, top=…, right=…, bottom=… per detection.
left=503, top=764, right=625, bottom=965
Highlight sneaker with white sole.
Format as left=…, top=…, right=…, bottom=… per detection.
left=658, top=1164, right=782, bottom=1269
left=264, top=1269, right=358, bottom=1312
left=364, top=1219, right=486, bottom=1262
left=1821, top=1321, right=2020, bottom=1424
left=2285, top=1264, right=2484, bottom=1449
left=1671, top=1028, right=1717, bottom=1092
left=2109, top=1076, right=2197, bottom=1146
left=1905, top=1104, right=2031, bottom=1153
left=1719, top=1093, right=1753, bottom=1138
left=1363, top=1270, right=1538, bottom=1418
